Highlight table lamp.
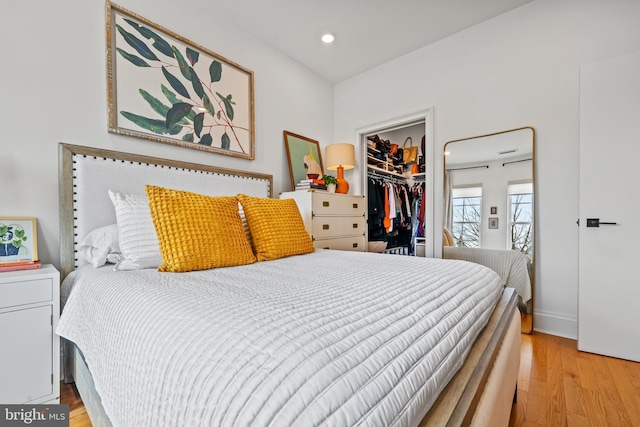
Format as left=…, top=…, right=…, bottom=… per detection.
left=325, top=143, right=355, bottom=194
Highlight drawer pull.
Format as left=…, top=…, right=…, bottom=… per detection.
left=323, top=224, right=330, bottom=230
left=353, top=203, right=358, bottom=209
left=323, top=201, right=330, bottom=207
left=323, top=247, right=330, bottom=249
left=353, top=223, right=358, bottom=229
left=352, top=243, right=358, bottom=248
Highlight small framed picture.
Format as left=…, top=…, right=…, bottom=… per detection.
left=490, top=206, right=497, bottom=215
left=0, top=217, right=38, bottom=264
left=488, top=217, right=499, bottom=230
left=283, top=131, right=324, bottom=190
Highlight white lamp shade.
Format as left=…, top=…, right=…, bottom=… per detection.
left=325, top=143, right=355, bottom=171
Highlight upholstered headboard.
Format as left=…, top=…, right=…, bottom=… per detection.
left=58, top=143, right=273, bottom=279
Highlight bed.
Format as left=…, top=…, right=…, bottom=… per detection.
left=57, top=143, right=520, bottom=427
left=442, top=247, right=532, bottom=306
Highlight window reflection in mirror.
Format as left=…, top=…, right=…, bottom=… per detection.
left=443, top=127, right=535, bottom=334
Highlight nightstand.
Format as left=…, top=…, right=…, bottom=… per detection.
left=0, top=264, right=60, bottom=404
left=280, top=190, right=366, bottom=251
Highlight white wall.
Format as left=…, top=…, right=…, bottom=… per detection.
left=333, top=0, right=640, bottom=338
left=449, top=157, right=532, bottom=249
left=0, top=1, right=333, bottom=268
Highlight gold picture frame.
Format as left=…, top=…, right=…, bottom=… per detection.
left=0, top=217, right=38, bottom=264
left=283, top=131, right=324, bottom=190
left=106, top=1, right=255, bottom=159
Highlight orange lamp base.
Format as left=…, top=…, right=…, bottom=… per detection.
left=335, top=166, right=349, bottom=194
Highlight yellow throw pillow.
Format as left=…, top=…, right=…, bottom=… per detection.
left=145, top=186, right=256, bottom=272
left=237, top=194, right=314, bottom=261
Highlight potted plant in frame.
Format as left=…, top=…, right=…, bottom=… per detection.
left=322, top=174, right=338, bottom=193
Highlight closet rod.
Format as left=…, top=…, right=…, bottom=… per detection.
left=502, top=158, right=532, bottom=166
left=447, top=165, right=489, bottom=171
left=367, top=169, right=406, bottom=184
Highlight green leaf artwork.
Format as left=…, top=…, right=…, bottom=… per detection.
left=221, top=132, right=231, bottom=150
left=216, top=92, right=234, bottom=121
left=199, top=134, right=213, bottom=146
left=116, top=48, right=150, bottom=67
left=112, top=5, right=251, bottom=155
left=161, top=66, right=190, bottom=99
left=209, top=61, right=222, bottom=82
left=116, top=24, right=158, bottom=61
left=186, top=48, right=199, bottom=66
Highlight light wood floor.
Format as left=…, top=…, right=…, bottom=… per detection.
left=62, top=328, right=640, bottom=427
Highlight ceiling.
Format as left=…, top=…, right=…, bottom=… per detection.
left=213, top=0, right=534, bottom=82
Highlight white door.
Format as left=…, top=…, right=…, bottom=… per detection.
left=578, top=51, right=640, bottom=362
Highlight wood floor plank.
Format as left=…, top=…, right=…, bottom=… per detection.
left=606, top=357, right=640, bottom=425
left=559, top=336, right=586, bottom=417
left=623, top=358, right=640, bottom=397
left=590, top=353, right=634, bottom=426
left=518, top=351, right=532, bottom=393
left=566, top=413, right=591, bottom=427
left=524, top=378, right=547, bottom=425
left=520, top=333, right=533, bottom=361
left=581, top=388, right=609, bottom=427
left=545, top=335, right=567, bottom=427
left=576, top=356, right=599, bottom=391
left=530, top=334, right=547, bottom=382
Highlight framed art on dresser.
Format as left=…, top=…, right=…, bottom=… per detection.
left=283, top=131, right=324, bottom=190
left=0, top=217, right=38, bottom=263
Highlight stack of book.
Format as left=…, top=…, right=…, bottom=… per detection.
left=295, top=178, right=327, bottom=191
left=0, top=260, right=42, bottom=272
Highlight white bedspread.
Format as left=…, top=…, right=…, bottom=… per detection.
left=57, top=250, right=502, bottom=427
left=443, top=247, right=532, bottom=304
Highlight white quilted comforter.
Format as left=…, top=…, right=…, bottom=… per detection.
left=57, top=250, right=502, bottom=427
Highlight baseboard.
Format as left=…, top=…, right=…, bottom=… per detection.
left=533, top=309, right=577, bottom=340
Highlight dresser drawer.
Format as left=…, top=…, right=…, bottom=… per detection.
left=314, top=235, right=366, bottom=251
left=311, top=193, right=364, bottom=216
left=0, top=278, right=53, bottom=309
left=312, top=216, right=366, bottom=239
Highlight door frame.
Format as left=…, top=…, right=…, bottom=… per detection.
left=354, top=108, right=436, bottom=257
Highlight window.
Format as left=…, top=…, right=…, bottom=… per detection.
left=452, top=186, right=482, bottom=247
left=508, top=182, right=533, bottom=255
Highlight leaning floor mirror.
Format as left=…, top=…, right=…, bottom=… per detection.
left=443, top=127, right=535, bottom=334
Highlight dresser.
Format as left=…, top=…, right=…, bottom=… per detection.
left=0, top=264, right=60, bottom=404
left=280, top=191, right=366, bottom=251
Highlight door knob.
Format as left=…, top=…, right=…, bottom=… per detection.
left=586, top=218, right=618, bottom=227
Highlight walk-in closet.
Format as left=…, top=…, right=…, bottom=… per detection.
left=358, top=110, right=434, bottom=257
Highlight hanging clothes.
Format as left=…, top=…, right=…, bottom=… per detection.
left=367, top=172, right=416, bottom=254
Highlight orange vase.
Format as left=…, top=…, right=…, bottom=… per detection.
left=335, top=166, right=349, bottom=194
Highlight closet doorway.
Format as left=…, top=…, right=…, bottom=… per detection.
left=356, top=109, right=435, bottom=257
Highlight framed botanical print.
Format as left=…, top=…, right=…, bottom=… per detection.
left=106, top=1, right=255, bottom=159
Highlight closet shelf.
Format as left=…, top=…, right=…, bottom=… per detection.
left=367, top=165, right=407, bottom=179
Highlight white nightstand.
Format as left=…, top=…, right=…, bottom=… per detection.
left=0, top=264, right=60, bottom=404
left=281, top=190, right=366, bottom=251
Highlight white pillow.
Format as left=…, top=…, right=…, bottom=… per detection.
left=78, top=224, right=122, bottom=267
left=108, top=190, right=162, bottom=270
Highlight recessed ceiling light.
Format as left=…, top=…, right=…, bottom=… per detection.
left=321, top=33, right=335, bottom=44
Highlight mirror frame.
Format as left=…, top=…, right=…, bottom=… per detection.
left=443, top=126, right=535, bottom=334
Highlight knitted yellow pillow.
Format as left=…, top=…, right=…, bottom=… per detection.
left=145, top=186, right=255, bottom=272
left=237, top=194, right=314, bottom=261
